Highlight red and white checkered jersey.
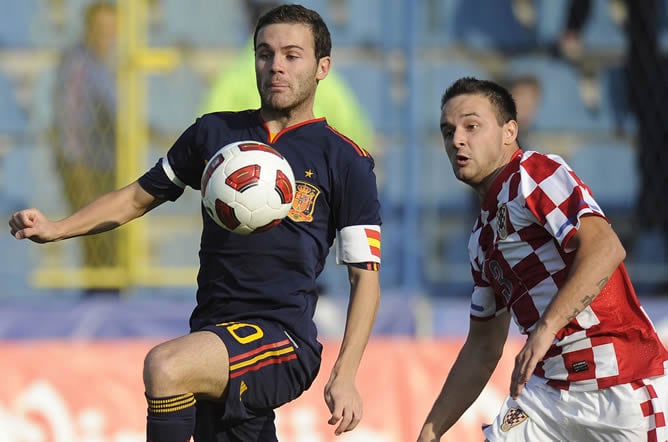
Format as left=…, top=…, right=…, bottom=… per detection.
left=469, top=149, right=668, bottom=391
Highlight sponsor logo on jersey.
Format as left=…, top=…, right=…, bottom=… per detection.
left=288, top=181, right=320, bottom=222
left=497, top=203, right=509, bottom=240
left=501, top=407, right=528, bottom=432
left=572, top=360, right=589, bottom=373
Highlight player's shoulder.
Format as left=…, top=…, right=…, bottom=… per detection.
left=198, top=109, right=258, bottom=127
left=519, top=149, right=570, bottom=173
left=321, top=123, right=373, bottom=160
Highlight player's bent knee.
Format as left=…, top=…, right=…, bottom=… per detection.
left=143, top=341, right=194, bottom=395
left=144, top=333, right=231, bottom=398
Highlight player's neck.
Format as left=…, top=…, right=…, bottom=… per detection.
left=261, top=106, right=316, bottom=134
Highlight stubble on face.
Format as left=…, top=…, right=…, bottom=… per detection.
left=255, top=23, right=321, bottom=119
left=441, top=94, right=515, bottom=196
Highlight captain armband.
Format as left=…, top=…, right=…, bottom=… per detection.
left=336, top=225, right=381, bottom=271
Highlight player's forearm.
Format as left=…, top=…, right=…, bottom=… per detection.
left=537, top=220, right=625, bottom=335
left=420, top=314, right=509, bottom=441
left=331, top=269, right=380, bottom=379
left=53, top=181, right=157, bottom=241
left=419, top=341, right=500, bottom=439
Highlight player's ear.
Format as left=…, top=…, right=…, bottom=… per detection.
left=503, top=119, right=518, bottom=146
left=316, top=56, right=331, bottom=81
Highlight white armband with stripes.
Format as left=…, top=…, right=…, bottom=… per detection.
left=335, top=225, right=381, bottom=265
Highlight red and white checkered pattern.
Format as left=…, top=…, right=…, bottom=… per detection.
left=633, top=375, right=668, bottom=442
left=469, top=150, right=668, bottom=391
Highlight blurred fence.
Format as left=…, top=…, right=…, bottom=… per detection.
left=0, top=0, right=667, bottom=299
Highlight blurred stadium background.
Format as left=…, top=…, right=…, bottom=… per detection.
left=1, top=0, right=668, bottom=441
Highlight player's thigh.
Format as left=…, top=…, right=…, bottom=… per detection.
left=143, top=330, right=230, bottom=398
left=483, top=402, right=560, bottom=441
left=200, top=319, right=321, bottom=419
left=484, top=378, right=564, bottom=441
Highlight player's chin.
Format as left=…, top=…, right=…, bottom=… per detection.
left=261, top=95, right=289, bottom=111
left=453, top=169, right=472, bottom=184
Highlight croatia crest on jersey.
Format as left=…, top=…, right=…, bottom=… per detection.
left=501, top=407, right=528, bottom=432
left=497, top=203, right=509, bottom=240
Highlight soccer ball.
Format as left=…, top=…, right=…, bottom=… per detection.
left=201, top=141, right=296, bottom=235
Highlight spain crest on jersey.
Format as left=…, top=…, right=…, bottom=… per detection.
left=288, top=181, right=320, bottom=222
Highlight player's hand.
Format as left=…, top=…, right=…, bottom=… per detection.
left=8, top=209, right=58, bottom=243
left=324, top=375, right=362, bottom=436
left=510, top=323, right=556, bottom=399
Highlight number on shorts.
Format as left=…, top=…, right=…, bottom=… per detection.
left=216, top=321, right=265, bottom=344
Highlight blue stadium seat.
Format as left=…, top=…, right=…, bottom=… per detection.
left=536, top=0, right=626, bottom=53
left=566, top=140, right=638, bottom=213
left=418, top=144, right=475, bottom=212
left=30, top=68, right=56, bottom=134
left=505, top=54, right=614, bottom=132
left=323, top=0, right=403, bottom=48
left=0, top=230, right=33, bottom=297
left=0, top=0, right=39, bottom=47
left=0, top=73, right=28, bottom=136
left=450, top=0, right=537, bottom=51
left=379, top=142, right=405, bottom=212
left=151, top=0, right=246, bottom=48
left=380, top=142, right=474, bottom=213
left=577, top=0, right=627, bottom=53
left=415, top=59, right=490, bottom=133
left=335, top=61, right=394, bottom=132
left=599, top=64, right=637, bottom=135
left=147, top=66, right=204, bottom=135
left=534, top=0, right=570, bottom=47
left=414, top=0, right=460, bottom=48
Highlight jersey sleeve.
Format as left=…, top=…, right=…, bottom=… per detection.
left=138, top=122, right=205, bottom=201
left=332, top=154, right=382, bottom=266
left=520, top=152, right=606, bottom=252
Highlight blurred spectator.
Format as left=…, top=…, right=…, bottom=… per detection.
left=199, top=0, right=376, bottom=155
left=559, top=0, right=668, bottom=294
left=52, top=1, right=119, bottom=296
left=500, top=74, right=542, bottom=147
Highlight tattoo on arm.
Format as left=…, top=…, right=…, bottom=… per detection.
left=596, top=277, right=609, bottom=291
left=566, top=277, right=610, bottom=322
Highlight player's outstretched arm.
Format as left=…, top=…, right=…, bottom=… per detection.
left=324, top=265, right=380, bottom=436
left=510, top=215, right=625, bottom=398
left=8, top=181, right=162, bottom=244
left=417, top=312, right=511, bottom=442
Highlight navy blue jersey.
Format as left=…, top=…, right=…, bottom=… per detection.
left=139, top=110, right=381, bottom=349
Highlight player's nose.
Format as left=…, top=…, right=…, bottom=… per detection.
left=269, top=55, right=286, bottom=73
left=452, top=127, right=466, bottom=147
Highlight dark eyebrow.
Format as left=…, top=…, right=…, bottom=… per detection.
left=440, top=111, right=482, bottom=130
left=255, top=43, right=305, bottom=52
left=282, top=45, right=305, bottom=52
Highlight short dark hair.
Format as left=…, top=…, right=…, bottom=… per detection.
left=253, top=4, right=332, bottom=60
left=441, top=77, right=518, bottom=126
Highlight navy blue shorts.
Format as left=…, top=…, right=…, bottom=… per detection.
left=193, top=319, right=321, bottom=442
